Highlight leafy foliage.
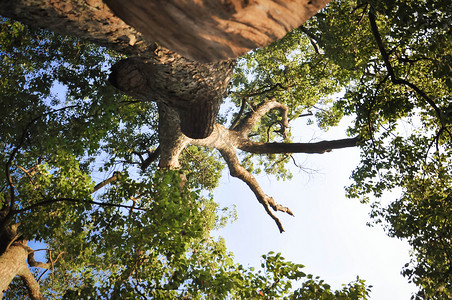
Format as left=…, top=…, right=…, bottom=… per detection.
left=301, top=0, right=452, bottom=298
left=0, top=17, right=369, bottom=299
left=1, top=0, right=451, bottom=297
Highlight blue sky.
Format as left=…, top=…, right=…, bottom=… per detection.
left=213, top=117, right=417, bottom=299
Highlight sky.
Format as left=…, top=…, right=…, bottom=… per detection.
left=213, top=117, right=417, bottom=299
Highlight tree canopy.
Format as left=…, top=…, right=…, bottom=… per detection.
left=0, top=0, right=451, bottom=298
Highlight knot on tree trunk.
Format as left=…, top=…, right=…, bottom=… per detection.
left=109, top=47, right=235, bottom=139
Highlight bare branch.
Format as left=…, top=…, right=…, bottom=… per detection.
left=93, top=172, right=122, bottom=193
left=141, top=146, right=161, bottom=171
left=218, top=147, right=293, bottom=233
left=229, top=98, right=248, bottom=131
left=25, top=246, right=50, bottom=269
left=299, top=25, right=320, bottom=54
left=239, top=136, right=360, bottom=154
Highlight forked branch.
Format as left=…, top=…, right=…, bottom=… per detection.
left=218, top=147, right=293, bottom=233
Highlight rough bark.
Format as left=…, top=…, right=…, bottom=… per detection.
left=106, top=0, right=332, bottom=62
left=0, top=0, right=156, bottom=57
left=109, top=47, right=235, bottom=138
left=0, top=0, right=331, bottom=62
left=0, top=241, right=45, bottom=300
left=0, top=0, right=332, bottom=138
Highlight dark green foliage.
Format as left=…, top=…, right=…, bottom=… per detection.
left=301, top=0, right=451, bottom=298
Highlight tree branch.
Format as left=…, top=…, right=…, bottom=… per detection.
left=229, top=98, right=248, bottom=131
left=233, top=82, right=288, bottom=99
left=2, top=105, right=80, bottom=229
left=18, top=265, right=46, bottom=300
left=141, top=146, right=161, bottom=171
left=93, top=171, right=121, bottom=193
left=25, top=246, right=50, bottom=269
left=218, top=147, right=293, bottom=233
left=368, top=11, right=443, bottom=121
left=239, top=137, right=360, bottom=154
left=12, top=197, right=148, bottom=215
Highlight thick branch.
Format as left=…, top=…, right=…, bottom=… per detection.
left=26, top=246, right=50, bottom=270
left=18, top=265, right=46, bottom=300
left=141, top=147, right=161, bottom=171
left=239, top=137, right=360, bottom=154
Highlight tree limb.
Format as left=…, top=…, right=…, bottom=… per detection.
left=12, top=198, right=149, bottom=215
left=18, top=264, right=46, bottom=300
left=141, top=146, right=161, bottom=171
left=368, top=11, right=443, bottom=121
left=218, top=147, right=293, bottom=233
left=25, top=245, right=50, bottom=269
left=93, top=171, right=121, bottom=193
left=239, top=137, right=360, bottom=154
left=229, top=98, right=248, bottom=131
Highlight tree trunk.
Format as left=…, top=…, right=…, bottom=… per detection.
left=109, top=47, right=235, bottom=139
left=106, top=0, right=332, bottom=62
left=0, top=241, right=45, bottom=299
left=0, top=0, right=331, bottom=62
left=0, top=243, right=28, bottom=295
left=0, top=0, right=156, bottom=57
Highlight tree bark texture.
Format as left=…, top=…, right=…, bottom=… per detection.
left=106, top=0, right=332, bottom=62
left=0, top=241, right=45, bottom=299
left=0, top=0, right=331, bottom=62
left=0, top=0, right=157, bottom=57
left=109, top=47, right=235, bottom=139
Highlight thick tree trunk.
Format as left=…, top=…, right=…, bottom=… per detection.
left=109, top=47, right=235, bottom=139
left=0, top=0, right=331, bottom=62
left=0, top=0, right=156, bottom=57
left=0, top=243, right=28, bottom=295
left=106, top=0, right=332, bottom=62
left=0, top=241, right=45, bottom=299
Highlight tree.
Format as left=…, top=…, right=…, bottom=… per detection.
left=0, top=2, right=367, bottom=299
left=303, top=0, right=452, bottom=298
left=0, top=19, right=370, bottom=299
left=0, top=0, right=451, bottom=298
